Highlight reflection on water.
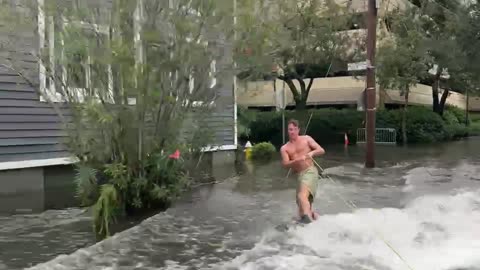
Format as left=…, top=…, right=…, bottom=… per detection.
left=2, top=138, right=480, bottom=270
left=0, top=209, right=94, bottom=269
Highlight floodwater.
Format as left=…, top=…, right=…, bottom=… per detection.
left=2, top=138, right=480, bottom=270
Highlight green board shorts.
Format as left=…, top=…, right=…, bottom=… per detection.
left=297, top=165, right=319, bottom=205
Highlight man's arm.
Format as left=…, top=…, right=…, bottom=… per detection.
left=280, top=146, right=301, bottom=168
left=306, top=136, right=325, bottom=158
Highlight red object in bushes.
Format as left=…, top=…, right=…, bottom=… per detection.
left=169, top=149, right=180, bottom=160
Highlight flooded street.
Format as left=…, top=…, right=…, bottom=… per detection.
left=2, top=138, right=480, bottom=270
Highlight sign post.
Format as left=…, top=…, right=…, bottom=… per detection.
left=347, top=61, right=367, bottom=72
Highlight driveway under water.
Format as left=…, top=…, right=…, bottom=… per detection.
left=2, top=138, right=480, bottom=270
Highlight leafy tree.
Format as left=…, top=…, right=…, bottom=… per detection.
left=1, top=0, right=233, bottom=239
left=457, top=0, right=480, bottom=124
left=412, top=0, right=466, bottom=115
left=233, top=0, right=354, bottom=110
left=377, top=7, right=430, bottom=144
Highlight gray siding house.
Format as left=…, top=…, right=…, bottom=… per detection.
left=0, top=0, right=237, bottom=214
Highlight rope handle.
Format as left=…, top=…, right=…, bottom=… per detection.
left=311, top=158, right=416, bottom=270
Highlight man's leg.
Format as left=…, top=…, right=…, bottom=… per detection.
left=297, top=184, right=313, bottom=222
left=309, top=194, right=319, bottom=220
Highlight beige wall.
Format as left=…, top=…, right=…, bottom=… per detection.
left=238, top=1, right=480, bottom=111
left=237, top=76, right=480, bottom=111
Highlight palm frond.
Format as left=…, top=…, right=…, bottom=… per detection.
left=74, top=165, right=99, bottom=206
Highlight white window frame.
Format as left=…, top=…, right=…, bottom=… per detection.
left=37, top=0, right=113, bottom=103
left=185, top=38, right=217, bottom=108
left=37, top=0, right=216, bottom=107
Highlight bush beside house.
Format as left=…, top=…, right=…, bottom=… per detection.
left=250, top=142, right=276, bottom=162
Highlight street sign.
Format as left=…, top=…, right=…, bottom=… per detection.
left=348, top=61, right=367, bottom=71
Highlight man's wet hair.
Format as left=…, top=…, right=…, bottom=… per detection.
left=288, top=119, right=300, bottom=128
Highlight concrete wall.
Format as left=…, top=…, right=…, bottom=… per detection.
left=0, top=151, right=239, bottom=214
left=43, top=164, right=77, bottom=210
left=0, top=164, right=76, bottom=214
left=0, top=167, right=44, bottom=214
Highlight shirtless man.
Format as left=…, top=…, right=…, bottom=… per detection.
left=280, top=119, right=325, bottom=224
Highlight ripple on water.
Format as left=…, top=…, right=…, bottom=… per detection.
left=14, top=151, right=480, bottom=270
left=214, top=190, right=480, bottom=270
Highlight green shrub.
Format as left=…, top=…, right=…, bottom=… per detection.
left=246, top=106, right=472, bottom=147
left=376, top=109, right=401, bottom=129
left=444, top=123, right=469, bottom=140
left=405, top=106, right=447, bottom=143
left=443, top=109, right=470, bottom=140
left=248, top=111, right=283, bottom=148
left=237, top=105, right=257, bottom=143
left=470, top=113, right=480, bottom=123
left=248, top=108, right=363, bottom=149
left=468, top=122, right=480, bottom=136
left=446, top=105, right=466, bottom=123
left=376, top=106, right=446, bottom=143
left=250, top=142, right=276, bottom=161
left=306, top=109, right=364, bottom=145
left=443, top=110, right=460, bottom=125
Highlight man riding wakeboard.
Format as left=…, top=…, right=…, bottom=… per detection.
left=280, top=119, right=325, bottom=224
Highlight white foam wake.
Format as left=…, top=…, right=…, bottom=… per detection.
left=217, top=189, right=480, bottom=270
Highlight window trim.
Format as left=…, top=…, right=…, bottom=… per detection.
left=38, top=0, right=113, bottom=103
left=37, top=0, right=216, bottom=107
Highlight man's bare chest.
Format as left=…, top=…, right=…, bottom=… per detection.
left=287, top=141, right=311, bottom=157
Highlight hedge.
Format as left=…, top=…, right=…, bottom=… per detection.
left=246, top=109, right=364, bottom=148
left=242, top=106, right=472, bottom=149
left=250, top=142, right=276, bottom=162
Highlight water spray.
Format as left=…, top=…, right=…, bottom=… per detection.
left=310, top=157, right=416, bottom=270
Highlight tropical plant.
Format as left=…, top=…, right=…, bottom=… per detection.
left=1, top=0, right=232, bottom=239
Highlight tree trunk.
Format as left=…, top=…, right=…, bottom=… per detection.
left=466, top=89, right=470, bottom=126
left=283, top=78, right=301, bottom=109
left=432, top=69, right=449, bottom=115
left=402, top=87, right=409, bottom=145
left=438, top=88, right=449, bottom=116
left=379, top=85, right=386, bottom=110
left=295, top=98, right=307, bottom=111
left=432, top=77, right=440, bottom=113
left=283, top=78, right=312, bottom=111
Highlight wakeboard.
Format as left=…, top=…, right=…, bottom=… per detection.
left=274, top=218, right=311, bottom=232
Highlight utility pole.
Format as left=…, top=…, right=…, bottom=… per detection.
left=282, top=80, right=286, bottom=145
left=365, top=0, right=378, bottom=168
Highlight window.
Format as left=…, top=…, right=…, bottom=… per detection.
left=185, top=38, right=218, bottom=108
left=38, top=0, right=112, bottom=102
left=37, top=0, right=216, bottom=106
left=209, top=60, right=217, bottom=88
left=172, top=0, right=218, bottom=107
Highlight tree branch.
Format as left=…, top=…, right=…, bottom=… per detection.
left=306, top=77, right=314, bottom=96
left=298, top=78, right=306, bottom=95
left=281, top=77, right=300, bottom=100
